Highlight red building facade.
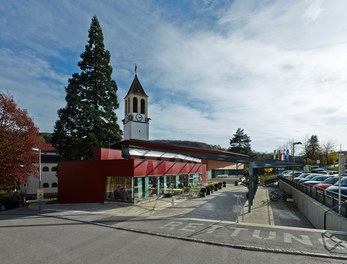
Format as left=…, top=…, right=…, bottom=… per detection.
left=58, top=148, right=206, bottom=203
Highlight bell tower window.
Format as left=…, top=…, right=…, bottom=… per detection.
left=141, top=99, right=145, bottom=114
left=133, top=97, right=138, bottom=113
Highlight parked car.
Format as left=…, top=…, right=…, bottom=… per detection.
left=304, top=175, right=330, bottom=186
left=0, top=196, right=22, bottom=211
left=314, top=168, right=329, bottom=175
left=313, top=177, right=339, bottom=191
left=325, top=177, right=347, bottom=196
left=293, top=173, right=311, bottom=182
left=328, top=171, right=339, bottom=176
left=298, top=174, right=319, bottom=183
left=280, top=171, right=302, bottom=181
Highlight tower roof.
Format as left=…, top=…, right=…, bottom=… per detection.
left=125, top=74, right=148, bottom=98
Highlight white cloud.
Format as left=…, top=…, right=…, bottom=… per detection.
left=2, top=0, right=347, bottom=152
left=303, top=0, right=322, bottom=22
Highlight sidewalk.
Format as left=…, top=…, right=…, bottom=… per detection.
left=242, top=185, right=314, bottom=228
left=241, top=186, right=274, bottom=225
left=28, top=183, right=313, bottom=228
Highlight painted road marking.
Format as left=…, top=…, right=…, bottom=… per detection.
left=159, top=220, right=347, bottom=252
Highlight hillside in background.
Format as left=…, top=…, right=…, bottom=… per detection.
left=152, top=139, right=224, bottom=150
left=37, top=133, right=224, bottom=151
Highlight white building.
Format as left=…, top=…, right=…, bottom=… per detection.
left=23, top=143, right=59, bottom=198
left=123, top=71, right=150, bottom=141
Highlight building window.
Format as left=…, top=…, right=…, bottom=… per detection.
left=141, top=99, right=145, bottom=114
left=127, top=98, right=130, bottom=113
left=105, top=176, right=133, bottom=202
left=52, top=182, right=58, bottom=188
left=52, top=166, right=57, bottom=172
left=125, top=100, right=128, bottom=115
left=133, top=97, right=138, bottom=113
left=43, top=166, right=49, bottom=172
left=43, top=183, right=49, bottom=188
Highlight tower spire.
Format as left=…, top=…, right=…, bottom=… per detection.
left=135, top=64, right=137, bottom=75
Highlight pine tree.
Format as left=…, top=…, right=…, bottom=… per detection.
left=304, top=135, right=321, bottom=162
left=52, top=16, right=122, bottom=160
left=228, top=128, right=252, bottom=155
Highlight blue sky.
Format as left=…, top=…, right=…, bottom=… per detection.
left=1, top=0, right=347, bottom=153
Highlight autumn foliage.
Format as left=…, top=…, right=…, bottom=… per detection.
left=0, top=93, right=38, bottom=190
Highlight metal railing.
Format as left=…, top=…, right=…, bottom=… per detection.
left=280, top=177, right=347, bottom=218
left=236, top=194, right=245, bottom=223
left=324, top=200, right=347, bottom=229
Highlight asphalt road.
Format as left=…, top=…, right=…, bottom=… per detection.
left=1, top=210, right=346, bottom=264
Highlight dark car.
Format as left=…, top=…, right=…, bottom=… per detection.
left=293, top=173, right=311, bottom=182
left=304, top=175, right=330, bottom=186
left=313, top=177, right=339, bottom=191
left=0, top=196, right=22, bottom=211
left=298, top=174, right=319, bottom=183
left=326, top=177, right=347, bottom=196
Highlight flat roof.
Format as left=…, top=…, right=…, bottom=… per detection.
left=114, top=139, right=303, bottom=168
left=114, top=139, right=249, bottom=163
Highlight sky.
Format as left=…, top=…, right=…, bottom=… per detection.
left=1, top=0, right=347, bottom=153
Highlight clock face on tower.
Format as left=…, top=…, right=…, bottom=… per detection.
left=135, top=114, right=143, bottom=121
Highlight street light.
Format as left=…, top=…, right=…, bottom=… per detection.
left=32, top=147, right=42, bottom=211
left=292, top=142, right=302, bottom=176
left=292, top=142, right=302, bottom=162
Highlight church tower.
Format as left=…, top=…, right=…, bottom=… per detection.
left=123, top=67, right=150, bottom=140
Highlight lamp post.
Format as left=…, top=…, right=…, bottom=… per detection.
left=292, top=142, right=302, bottom=176
left=292, top=142, right=302, bottom=162
left=32, top=147, right=42, bottom=211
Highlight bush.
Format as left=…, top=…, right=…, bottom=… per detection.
left=200, top=187, right=206, bottom=197
left=206, top=186, right=210, bottom=195
left=214, top=183, right=219, bottom=191
left=209, top=184, right=214, bottom=193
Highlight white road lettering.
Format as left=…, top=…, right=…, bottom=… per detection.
left=283, top=233, right=313, bottom=246
left=253, top=230, right=276, bottom=240
left=318, top=237, right=347, bottom=251
left=205, top=225, right=224, bottom=234
left=159, top=221, right=183, bottom=230
left=230, top=227, right=248, bottom=237
left=180, top=223, right=204, bottom=232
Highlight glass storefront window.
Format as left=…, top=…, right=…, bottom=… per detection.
left=105, top=176, right=133, bottom=202
left=105, top=173, right=203, bottom=203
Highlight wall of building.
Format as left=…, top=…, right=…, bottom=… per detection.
left=124, top=121, right=149, bottom=140
left=93, top=148, right=123, bottom=160
left=24, top=163, right=58, bottom=197
left=58, top=159, right=133, bottom=203
left=133, top=159, right=206, bottom=182
left=58, top=158, right=206, bottom=204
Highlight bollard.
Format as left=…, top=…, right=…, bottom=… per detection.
left=235, top=181, right=238, bottom=186
left=171, top=196, right=175, bottom=206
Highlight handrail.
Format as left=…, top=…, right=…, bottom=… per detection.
left=324, top=200, right=347, bottom=229
left=236, top=194, right=244, bottom=223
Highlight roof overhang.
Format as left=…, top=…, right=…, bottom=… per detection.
left=249, top=159, right=303, bottom=168
left=114, top=139, right=249, bottom=163
left=113, top=140, right=303, bottom=169
left=124, top=147, right=202, bottom=163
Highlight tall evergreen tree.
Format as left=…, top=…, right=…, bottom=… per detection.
left=228, top=128, right=252, bottom=155
left=52, top=16, right=122, bottom=160
left=304, top=135, right=321, bottom=163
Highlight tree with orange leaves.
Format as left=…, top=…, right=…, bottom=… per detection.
left=0, top=93, right=38, bottom=191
